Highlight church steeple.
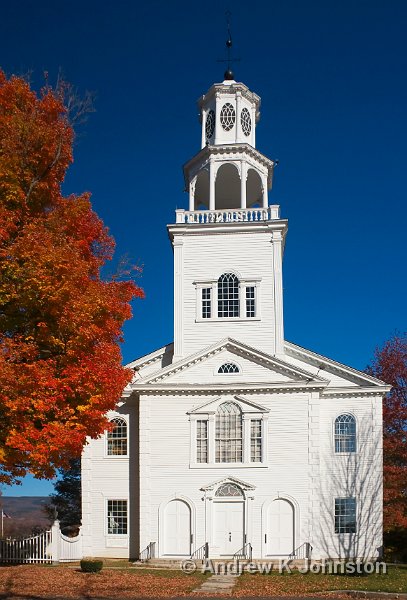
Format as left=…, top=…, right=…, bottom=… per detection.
left=170, top=76, right=287, bottom=363
left=182, top=78, right=275, bottom=213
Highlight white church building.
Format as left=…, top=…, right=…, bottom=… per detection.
left=81, top=73, right=390, bottom=562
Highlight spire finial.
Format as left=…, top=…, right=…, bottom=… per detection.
left=217, top=11, right=240, bottom=81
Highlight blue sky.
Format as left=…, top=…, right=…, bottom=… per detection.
left=1, top=0, right=406, bottom=496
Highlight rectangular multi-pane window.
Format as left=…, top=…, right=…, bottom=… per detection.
left=196, top=420, right=208, bottom=463
left=251, top=419, right=262, bottom=462
left=335, top=498, right=356, bottom=534
left=202, top=288, right=211, bottom=319
left=107, top=500, right=128, bottom=535
left=246, top=286, right=255, bottom=317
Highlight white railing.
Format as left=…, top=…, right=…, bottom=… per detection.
left=0, top=530, right=52, bottom=563
left=0, top=520, right=82, bottom=564
left=176, top=205, right=280, bottom=224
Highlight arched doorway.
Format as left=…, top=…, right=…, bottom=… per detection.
left=163, top=499, right=191, bottom=556
left=266, top=498, right=295, bottom=556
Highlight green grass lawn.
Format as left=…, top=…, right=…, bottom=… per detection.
left=234, top=565, right=407, bottom=596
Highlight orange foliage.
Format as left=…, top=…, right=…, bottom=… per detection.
left=0, top=70, right=143, bottom=483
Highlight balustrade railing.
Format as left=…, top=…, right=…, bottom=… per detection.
left=233, top=542, right=253, bottom=561
left=191, top=542, right=209, bottom=560
left=139, top=541, right=156, bottom=562
left=288, top=542, right=313, bottom=560
left=176, top=206, right=280, bottom=224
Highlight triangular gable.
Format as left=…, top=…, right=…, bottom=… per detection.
left=188, top=395, right=269, bottom=415
left=284, top=340, right=389, bottom=388
left=126, top=342, right=174, bottom=370
left=200, top=476, right=256, bottom=492
left=137, top=338, right=327, bottom=385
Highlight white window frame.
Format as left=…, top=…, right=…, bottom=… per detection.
left=104, top=415, right=129, bottom=458
left=194, top=276, right=261, bottom=323
left=105, top=498, right=129, bottom=537
left=333, top=413, right=357, bottom=455
left=188, top=397, right=268, bottom=468
left=334, top=497, right=357, bottom=534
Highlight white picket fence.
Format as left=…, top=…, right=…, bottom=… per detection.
left=0, top=520, right=82, bottom=564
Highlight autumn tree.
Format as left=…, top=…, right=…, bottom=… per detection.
left=0, top=70, right=143, bottom=484
left=367, top=332, right=407, bottom=532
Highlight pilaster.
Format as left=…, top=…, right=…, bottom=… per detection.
left=173, top=237, right=184, bottom=361
left=271, top=230, right=284, bottom=356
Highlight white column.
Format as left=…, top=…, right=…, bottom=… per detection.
left=272, top=230, right=284, bottom=356
left=240, top=162, right=247, bottom=209
left=251, top=106, right=256, bottom=147
left=201, top=109, right=207, bottom=149
left=243, top=414, right=251, bottom=463
left=236, top=93, right=242, bottom=143
left=262, top=174, right=268, bottom=208
left=209, top=161, right=216, bottom=210
left=208, top=414, right=215, bottom=463
left=173, top=237, right=184, bottom=361
left=189, top=178, right=195, bottom=211
left=214, top=93, right=220, bottom=145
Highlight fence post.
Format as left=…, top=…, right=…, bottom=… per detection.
left=50, top=520, right=60, bottom=564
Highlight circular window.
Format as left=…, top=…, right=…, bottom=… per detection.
left=220, top=103, right=236, bottom=131
left=241, top=108, right=251, bottom=136
left=205, top=109, right=215, bottom=141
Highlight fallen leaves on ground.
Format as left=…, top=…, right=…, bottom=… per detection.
left=233, top=567, right=407, bottom=596
left=0, top=565, right=202, bottom=598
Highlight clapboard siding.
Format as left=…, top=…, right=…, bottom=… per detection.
left=81, top=404, right=135, bottom=559
left=178, top=231, right=276, bottom=357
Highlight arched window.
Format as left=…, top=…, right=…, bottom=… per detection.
left=107, top=417, right=128, bottom=456
left=215, top=402, right=242, bottom=463
left=218, top=363, right=240, bottom=374
left=218, top=273, right=239, bottom=318
left=335, top=414, right=356, bottom=453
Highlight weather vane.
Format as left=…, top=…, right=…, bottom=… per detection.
left=217, top=10, right=241, bottom=80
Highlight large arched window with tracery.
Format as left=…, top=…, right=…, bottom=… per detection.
left=218, top=273, right=239, bottom=318
left=334, top=414, right=356, bottom=453
left=215, top=402, right=243, bottom=463
left=107, top=417, right=128, bottom=456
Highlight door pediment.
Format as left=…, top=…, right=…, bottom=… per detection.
left=200, top=476, right=256, bottom=493
left=188, top=395, right=269, bottom=416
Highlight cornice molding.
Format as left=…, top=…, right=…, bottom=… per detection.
left=167, top=219, right=288, bottom=239
left=183, top=144, right=275, bottom=185
left=135, top=337, right=327, bottom=386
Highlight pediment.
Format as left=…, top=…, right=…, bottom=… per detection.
left=188, top=395, right=269, bottom=415
left=200, top=476, right=256, bottom=492
left=136, top=338, right=327, bottom=386
left=283, top=340, right=390, bottom=391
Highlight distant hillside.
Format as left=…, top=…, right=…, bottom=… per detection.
left=1, top=497, right=52, bottom=536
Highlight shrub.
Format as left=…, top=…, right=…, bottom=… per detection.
left=80, top=559, right=103, bottom=573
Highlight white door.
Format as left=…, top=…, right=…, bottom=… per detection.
left=267, top=499, right=294, bottom=556
left=214, top=501, right=244, bottom=556
left=163, top=500, right=191, bottom=556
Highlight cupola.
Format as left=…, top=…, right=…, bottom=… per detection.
left=183, top=79, right=275, bottom=213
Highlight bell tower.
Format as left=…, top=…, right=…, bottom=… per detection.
left=184, top=79, right=275, bottom=213
left=168, top=62, right=288, bottom=363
